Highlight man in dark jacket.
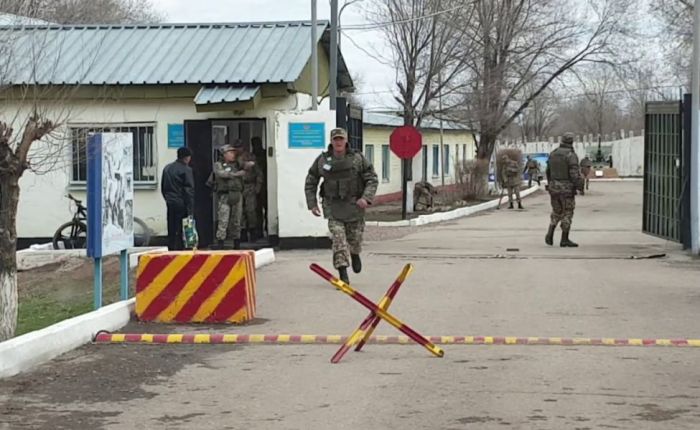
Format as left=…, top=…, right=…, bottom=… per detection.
left=161, top=147, right=195, bottom=250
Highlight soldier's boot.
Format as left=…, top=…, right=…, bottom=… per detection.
left=508, top=202, right=514, bottom=209
left=518, top=201, right=523, bottom=210
left=351, top=254, right=362, bottom=274
left=214, top=240, right=225, bottom=250
left=233, top=239, right=241, bottom=250
left=560, top=230, right=579, bottom=248
left=338, top=267, right=350, bottom=284
left=545, top=225, right=555, bottom=246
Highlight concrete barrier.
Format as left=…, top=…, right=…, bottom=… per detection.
left=0, top=248, right=275, bottom=379
left=135, top=251, right=257, bottom=324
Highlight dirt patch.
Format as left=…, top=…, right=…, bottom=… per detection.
left=0, top=342, right=235, bottom=429
left=365, top=195, right=494, bottom=222
left=16, top=256, right=134, bottom=336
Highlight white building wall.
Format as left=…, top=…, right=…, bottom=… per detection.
left=10, top=93, right=314, bottom=239
left=510, top=136, right=644, bottom=177
left=362, top=127, right=476, bottom=197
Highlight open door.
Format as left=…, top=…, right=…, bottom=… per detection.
left=185, top=120, right=213, bottom=248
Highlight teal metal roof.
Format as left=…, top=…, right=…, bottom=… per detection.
left=194, top=85, right=260, bottom=105
left=0, top=21, right=353, bottom=89
left=363, top=112, right=469, bottom=131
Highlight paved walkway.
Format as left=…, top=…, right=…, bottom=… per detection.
left=2, top=182, right=699, bottom=429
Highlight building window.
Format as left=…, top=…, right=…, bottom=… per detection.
left=364, top=144, right=374, bottom=166
left=432, top=145, right=439, bottom=176
left=381, top=144, right=390, bottom=181
left=70, top=124, right=157, bottom=185
left=444, top=145, right=451, bottom=175
left=422, top=145, right=428, bottom=181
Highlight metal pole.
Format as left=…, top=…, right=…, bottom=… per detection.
left=439, top=73, right=445, bottom=187
left=330, top=0, right=338, bottom=110
left=119, top=249, right=129, bottom=301
left=691, top=0, right=700, bottom=253
left=401, top=159, right=408, bottom=220
left=93, top=257, right=102, bottom=310
left=311, top=0, right=318, bottom=110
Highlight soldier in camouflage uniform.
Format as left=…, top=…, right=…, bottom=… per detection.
left=524, top=155, right=541, bottom=187
left=545, top=133, right=584, bottom=247
left=501, top=155, right=523, bottom=209
left=305, top=127, right=378, bottom=284
left=579, top=156, right=593, bottom=191
left=413, top=180, right=436, bottom=211
left=239, top=141, right=264, bottom=242
left=212, top=140, right=254, bottom=249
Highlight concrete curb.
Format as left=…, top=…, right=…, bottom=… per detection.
left=366, top=185, right=541, bottom=227
left=0, top=248, right=276, bottom=379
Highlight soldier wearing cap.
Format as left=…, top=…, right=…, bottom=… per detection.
left=304, top=127, right=378, bottom=284
left=212, top=139, right=254, bottom=249
left=545, top=132, right=584, bottom=247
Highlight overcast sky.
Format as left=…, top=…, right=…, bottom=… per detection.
left=150, top=0, right=395, bottom=110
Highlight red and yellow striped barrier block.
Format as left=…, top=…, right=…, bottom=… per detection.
left=93, top=333, right=700, bottom=347
left=135, top=251, right=256, bottom=323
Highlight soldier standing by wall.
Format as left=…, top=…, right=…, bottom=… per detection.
left=239, top=141, right=263, bottom=242
left=524, top=155, right=541, bottom=187
left=545, top=133, right=584, bottom=247
left=212, top=141, right=253, bottom=249
left=501, top=154, right=523, bottom=209
left=580, top=155, right=593, bottom=191
left=304, top=128, right=378, bottom=284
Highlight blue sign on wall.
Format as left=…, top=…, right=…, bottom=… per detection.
left=168, top=123, right=185, bottom=148
left=289, top=122, right=325, bottom=149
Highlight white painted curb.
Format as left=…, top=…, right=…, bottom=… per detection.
left=366, top=185, right=541, bottom=227
left=0, top=248, right=276, bottom=379
left=0, top=298, right=134, bottom=379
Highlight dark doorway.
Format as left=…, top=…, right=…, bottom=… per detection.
left=185, top=119, right=268, bottom=249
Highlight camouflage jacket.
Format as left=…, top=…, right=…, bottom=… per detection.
left=525, top=159, right=540, bottom=173
left=239, top=151, right=264, bottom=194
left=501, top=159, right=522, bottom=188
left=546, top=143, right=584, bottom=196
left=304, top=148, right=378, bottom=221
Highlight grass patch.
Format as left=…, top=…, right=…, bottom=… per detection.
left=16, top=256, right=134, bottom=337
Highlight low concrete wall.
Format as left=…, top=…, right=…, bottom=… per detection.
left=366, top=185, right=540, bottom=227
left=1, top=248, right=276, bottom=379
left=17, top=246, right=169, bottom=271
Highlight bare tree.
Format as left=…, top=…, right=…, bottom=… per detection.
left=0, top=0, right=162, bottom=24
left=366, top=0, right=472, bottom=127
left=452, top=0, right=632, bottom=187
left=0, top=0, right=161, bottom=340
left=519, top=84, right=558, bottom=142
left=650, top=0, right=693, bottom=85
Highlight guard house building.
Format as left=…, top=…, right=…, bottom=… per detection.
left=1, top=21, right=354, bottom=248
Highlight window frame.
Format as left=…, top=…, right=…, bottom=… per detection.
left=68, top=122, right=158, bottom=189
left=381, top=144, right=390, bottom=182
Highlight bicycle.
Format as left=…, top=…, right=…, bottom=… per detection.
left=52, top=194, right=151, bottom=250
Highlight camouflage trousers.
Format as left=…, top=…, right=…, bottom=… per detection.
left=242, top=190, right=258, bottom=229
left=506, top=185, right=521, bottom=204
left=216, top=193, right=243, bottom=241
left=328, top=219, right=364, bottom=269
left=549, top=194, right=575, bottom=230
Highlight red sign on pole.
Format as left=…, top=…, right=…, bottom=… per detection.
left=389, top=126, right=422, bottom=159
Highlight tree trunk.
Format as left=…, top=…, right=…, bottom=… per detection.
left=0, top=174, right=19, bottom=341
left=470, top=133, right=497, bottom=197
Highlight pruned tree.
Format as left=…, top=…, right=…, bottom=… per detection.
left=453, top=0, right=633, bottom=188
left=519, top=84, right=558, bottom=142
left=0, top=0, right=161, bottom=341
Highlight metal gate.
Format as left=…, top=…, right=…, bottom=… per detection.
left=642, top=100, right=688, bottom=244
